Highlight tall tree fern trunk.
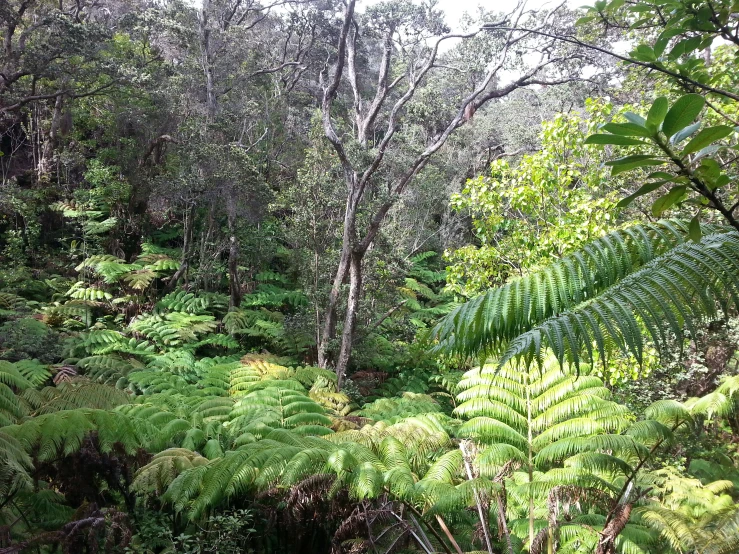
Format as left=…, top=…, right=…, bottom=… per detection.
left=460, top=440, right=494, bottom=554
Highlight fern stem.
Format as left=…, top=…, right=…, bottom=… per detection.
left=388, top=491, right=454, bottom=554
left=527, top=373, right=535, bottom=548
left=435, top=515, right=464, bottom=554
left=389, top=510, right=433, bottom=554
left=460, top=440, right=494, bottom=554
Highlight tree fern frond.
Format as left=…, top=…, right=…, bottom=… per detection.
left=495, top=232, right=739, bottom=370
left=433, top=221, right=702, bottom=358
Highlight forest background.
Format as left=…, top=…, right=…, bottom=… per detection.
left=3, top=0, right=739, bottom=553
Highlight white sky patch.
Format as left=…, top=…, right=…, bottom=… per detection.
left=359, top=0, right=590, bottom=32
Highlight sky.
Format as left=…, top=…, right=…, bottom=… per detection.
left=361, top=0, right=586, bottom=32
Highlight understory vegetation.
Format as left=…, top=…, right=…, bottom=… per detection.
left=3, top=0, right=739, bottom=552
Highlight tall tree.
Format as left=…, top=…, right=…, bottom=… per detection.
left=315, top=0, right=586, bottom=385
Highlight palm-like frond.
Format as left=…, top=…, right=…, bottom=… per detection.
left=455, top=357, right=630, bottom=472
left=434, top=222, right=739, bottom=372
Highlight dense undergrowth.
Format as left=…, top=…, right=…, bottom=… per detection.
left=4, top=0, right=739, bottom=551
left=1, top=234, right=739, bottom=554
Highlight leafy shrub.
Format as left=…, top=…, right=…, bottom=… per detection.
left=0, top=317, right=61, bottom=363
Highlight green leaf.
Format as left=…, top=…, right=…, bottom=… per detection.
left=646, top=97, right=668, bottom=130
left=651, top=186, right=688, bottom=216
left=617, top=180, right=668, bottom=207
left=584, top=134, right=648, bottom=146
left=670, top=122, right=701, bottom=145
left=646, top=171, right=677, bottom=180
left=695, top=158, right=722, bottom=182
left=681, top=125, right=734, bottom=156
left=694, top=144, right=720, bottom=160
left=602, top=122, right=653, bottom=137
left=624, top=111, right=647, bottom=126
left=605, top=155, right=659, bottom=167
left=688, top=214, right=702, bottom=242
left=713, top=174, right=730, bottom=190
left=663, top=95, right=705, bottom=138
left=606, top=155, right=666, bottom=175
left=668, top=36, right=702, bottom=60
left=632, top=44, right=656, bottom=62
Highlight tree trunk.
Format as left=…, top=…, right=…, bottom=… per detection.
left=227, top=210, right=241, bottom=308
left=199, top=0, right=216, bottom=119
left=38, top=93, right=63, bottom=178
left=166, top=204, right=194, bottom=292
left=596, top=504, right=631, bottom=554
left=317, top=192, right=356, bottom=370
left=335, top=250, right=362, bottom=388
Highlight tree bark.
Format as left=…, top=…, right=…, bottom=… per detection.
left=38, top=93, right=63, bottom=178
left=227, top=209, right=241, bottom=308
left=595, top=504, right=631, bottom=554
left=316, top=192, right=356, bottom=368
left=199, top=0, right=217, bottom=119
left=335, top=250, right=362, bottom=388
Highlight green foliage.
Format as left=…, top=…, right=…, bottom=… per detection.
left=588, top=94, right=739, bottom=229
left=3, top=409, right=144, bottom=462
left=455, top=357, right=631, bottom=472
left=434, top=220, right=739, bottom=375
left=0, top=360, right=33, bottom=426
left=0, top=317, right=61, bottom=363
left=357, top=393, right=443, bottom=423
left=446, top=100, right=620, bottom=296
left=636, top=468, right=739, bottom=554
left=223, top=271, right=312, bottom=357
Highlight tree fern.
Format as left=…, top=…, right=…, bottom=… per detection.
left=357, top=393, right=443, bottom=423
left=3, top=409, right=144, bottom=462
left=433, top=221, right=739, bottom=372
left=0, top=361, right=33, bottom=426
left=12, top=360, right=52, bottom=387
left=132, top=448, right=209, bottom=496
left=19, top=378, right=131, bottom=415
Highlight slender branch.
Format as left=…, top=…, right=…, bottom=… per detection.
left=482, top=25, right=739, bottom=102
left=353, top=300, right=408, bottom=344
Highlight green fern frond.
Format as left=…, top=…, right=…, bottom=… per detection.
left=433, top=222, right=735, bottom=371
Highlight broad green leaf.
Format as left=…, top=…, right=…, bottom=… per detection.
left=606, top=155, right=666, bottom=175
left=606, top=155, right=659, bottom=167
left=628, top=4, right=652, bottom=13
left=694, top=144, right=720, bottom=160
left=668, top=37, right=702, bottom=60
left=651, top=186, right=688, bottom=216
left=681, top=125, right=733, bottom=156
left=688, top=214, right=702, bottom=242
left=695, top=158, right=722, bottom=182
left=602, top=122, right=652, bottom=137
left=654, top=28, right=687, bottom=57
left=646, top=171, right=677, bottom=180
left=712, top=174, right=730, bottom=190
left=584, top=134, right=648, bottom=146
left=632, top=44, right=656, bottom=62
left=646, top=97, right=668, bottom=130
left=670, top=122, right=701, bottom=145
left=624, top=111, right=647, bottom=126
left=663, top=95, right=705, bottom=138
left=617, top=180, right=668, bottom=207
